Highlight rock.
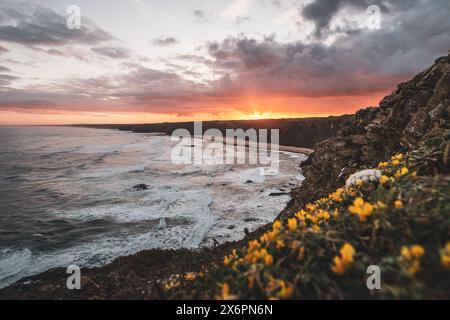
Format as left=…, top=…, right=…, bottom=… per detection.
left=132, top=184, right=148, bottom=191
left=269, top=192, right=288, bottom=196
left=429, top=103, right=446, bottom=121
left=283, top=53, right=450, bottom=220
left=345, top=169, right=382, bottom=189
left=350, top=135, right=367, bottom=145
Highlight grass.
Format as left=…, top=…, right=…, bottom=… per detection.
left=163, top=130, right=450, bottom=300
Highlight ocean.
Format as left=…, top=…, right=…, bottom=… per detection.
left=0, top=126, right=307, bottom=288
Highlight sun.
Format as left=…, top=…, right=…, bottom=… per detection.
left=250, top=111, right=263, bottom=120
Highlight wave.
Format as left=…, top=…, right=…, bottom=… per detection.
left=0, top=248, right=33, bottom=288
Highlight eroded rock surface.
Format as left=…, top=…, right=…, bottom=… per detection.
left=284, top=54, right=450, bottom=217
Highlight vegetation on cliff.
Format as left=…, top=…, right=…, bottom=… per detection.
left=164, top=129, right=450, bottom=299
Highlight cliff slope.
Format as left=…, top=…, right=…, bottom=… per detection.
left=287, top=54, right=450, bottom=216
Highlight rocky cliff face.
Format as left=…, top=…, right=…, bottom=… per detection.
left=287, top=54, right=450, bottom=215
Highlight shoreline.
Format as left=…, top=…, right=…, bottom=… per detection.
left=0, top=127, right=312, bottom=297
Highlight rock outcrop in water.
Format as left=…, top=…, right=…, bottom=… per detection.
left=285, top=54, right=450, bottom=216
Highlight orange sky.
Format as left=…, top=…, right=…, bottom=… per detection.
left=0, top=91, right=388, bottom=125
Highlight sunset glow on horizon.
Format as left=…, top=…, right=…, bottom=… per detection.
left=0, top=91, right=390, bottom=125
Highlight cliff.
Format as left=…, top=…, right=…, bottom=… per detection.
left=286, top=54, right=450, bottom=217
left=82, top=116, right=352, bottom=149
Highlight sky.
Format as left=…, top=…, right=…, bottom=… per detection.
left=0, top=0, right=449, bottom=125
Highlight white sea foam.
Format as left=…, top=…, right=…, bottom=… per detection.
left=0, top=127, right=307, bottom=289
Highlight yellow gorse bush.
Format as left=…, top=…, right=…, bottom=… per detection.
left=163, top=150, right=450, bottom=299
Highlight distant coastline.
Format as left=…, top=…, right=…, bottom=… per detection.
left=75, top=115, right=351, bottom=151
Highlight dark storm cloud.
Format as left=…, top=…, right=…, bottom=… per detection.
left=207, top=0, right=450, bottom=97
left=300, top=0, right=431, bottom=37
left=152, top=37, right=179, bottom=47
left=0, top=1, right=113, bottom=46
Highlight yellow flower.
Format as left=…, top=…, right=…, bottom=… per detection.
left=392, top=159, right=400, bottom=166
left=276, top=239, right=285, bottom=249
left=260, top=248, right=268, bottom=257
left=265, top=231, right=276, bottom=242
left=329, top=188, right=345, bottom=202
left=410, top=245, right=425, bottom=258
left=340, top=243, right=356, bottom=262
left=401, top=246, right=412, bottom=260
left=277, top=280, right=294, bottom=299
left=223, top=255, right=230, bottom=266
left=287, top=218, right=297, bottom=232
left=216, top=283, right=237, bottom=300
left=395, top=167, right=409, bottom=178
left=264, top=254, right=274, bottom=266
left=248, top=239, right=260, bottom=250
left=379, top=175, right=390, bottom=185
left=394, top=200, right=403, bottom=209
left=332, top=243, right=355, bottom=275
left=331, top=256, right=346, bottom=275
left=306, top=203, right=317, bottom=212
left=400, top=245, right=425, bottom=275
left=391, top=153, right=403, bottom=161
left=349, top=197, right=374, bottom=221
left=184, top=272, right=197, bottom=281
left=272, top=220, right=282, bottom=231
left=378, top=161, right=389, bottom=168
left=440, top=242, right=450, bottom=269
left=260, top=233, right=269, bottom=243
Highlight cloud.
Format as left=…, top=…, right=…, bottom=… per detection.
left=0, top=74, right=19, bottom=86
left=152, top=37, right=179, bottom=47
left=0, top=46, right=9, bottom=55
left=299, top=0, right=430, bottom=38
left=91, top=46, right=131, bottom=59
left=0, top=66, right=11, bottom=72
left=0, top=0, right=449, bottom=119
left=207, top=0, right=450, bottom=97
left=235, top=16, right=251, bottom=24
left=193, top=10, right=207, bottom=22
left=0, top=1, right=113, bottom=46
left=222, top=0, right=254, bottom=21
